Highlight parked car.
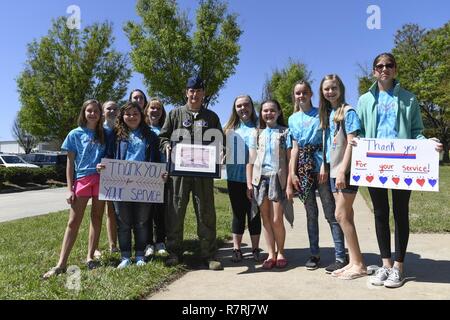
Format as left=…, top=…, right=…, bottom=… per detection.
left=0, top=154, right=39, bottom=168
left=21, top=152, right=67, bottom=168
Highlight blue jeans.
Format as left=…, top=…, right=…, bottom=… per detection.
left=303, top=176, right=346, bottom=261
left=113, top=201, right=151, bottom=259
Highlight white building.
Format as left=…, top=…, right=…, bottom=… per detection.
left=0, top=140, right=60, bottom=154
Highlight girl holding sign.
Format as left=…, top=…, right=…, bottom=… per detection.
left=287, top=80, right=347, bottom=273
left=319, top=75, right=367, bottom=280
left=43, top=100, right=106, bottom=279
left=357, top=53, right=443, bottom=288
left=104, top=101, right=161, bottom=269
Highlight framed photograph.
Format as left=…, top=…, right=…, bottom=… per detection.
left=168, top=142, right=221, bottom=178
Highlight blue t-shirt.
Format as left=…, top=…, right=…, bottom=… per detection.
left=226, top=120, right=256, bottom=183
left=288, top=108, right=323, bottom=173
left=61, top=127, right=106, bottom=179
left=326, top=108, right=361, bottom=163
left=249, top=125, right=292, bottom=175
left=149, top=125, right=166, bottom=162
left=376, top=90, right=398, bottom=139
left=123, top=128, right=147, bottom=161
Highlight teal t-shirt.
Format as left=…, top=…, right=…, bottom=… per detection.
left=61, top=127, right=106, bottom=179
left=124, top=128, right=147, bottom=161
left=376, top=90, right=398, bottom=139
left=226, top=120, right=256, bottom=183
left=288, top=108, right=323, bottom=173
left=149, top=125, right=166, bottom=162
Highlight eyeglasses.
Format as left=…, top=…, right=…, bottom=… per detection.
left=375, top=63, right=395, bottom=71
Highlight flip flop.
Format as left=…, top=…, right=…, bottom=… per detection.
left=276, top=258, right=288, bottom=269
left=337, top=269, right=367, bottom=280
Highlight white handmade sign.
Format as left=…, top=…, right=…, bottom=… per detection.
left=99, top=158, right=166, bottom=203
left=350, top=138, right=439, bottom=192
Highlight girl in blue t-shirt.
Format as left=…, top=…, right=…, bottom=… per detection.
left=224, top=95, right=262, bottom=263
left=103, top=101, right=162, bottom=269
left=287, top=80, right=346, bottom=273
left=143, top=98, right=168, bottom=258
left=318, top=74, right=367, bottom=280
left=43, top=99, right=106, bottom=279
left=247, top=99, right=292, bottom=270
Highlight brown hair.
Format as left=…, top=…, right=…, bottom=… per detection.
left=373, top=52, right=397, bottom=70
left=223, top=95, right=258, bottom=133
left=77, top=99, right=104, bottom=144
left=115, top=101, right=153, bottom=142
left=144, top=98, right=166, bottom=127
left=291, top=80, right=313, bottom=112
left=259, top=99, right=286, bottom=129
left=318, top=74, right=347, bottom=129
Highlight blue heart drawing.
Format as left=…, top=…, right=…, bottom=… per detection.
left=352, top=175, right=360, bottom=182
left=379, top=176, right=388, bottom=184
left=428, top=179, right=437, bottom=187
left=404, top=178, right=413, bottom=186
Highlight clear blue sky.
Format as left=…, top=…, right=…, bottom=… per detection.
left=1, top=0, right=449, bottom=141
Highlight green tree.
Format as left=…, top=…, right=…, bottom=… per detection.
left=357, top=63, right=375, bottom=95
left=392, top=23, right=450, bottom=162
left=12, top=113, right=38, bottom=154
left=17, top=17, right=131, bottom=143
left=262, top=59, right=312, bottom=120
left=125, top=0, right=242, bottom=108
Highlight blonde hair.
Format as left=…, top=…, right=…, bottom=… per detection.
left=224, top=95, right=257, bottom=133
left=143, top=98, right=166, bottom=127
left=318, top=74, right=347, bottom=129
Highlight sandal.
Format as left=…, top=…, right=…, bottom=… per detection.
left=276, top=258, right=288, bottom=269
left=337, top=269, right=367, bottom=280
left=231, top=249, right=243, bottom=263
left=262, top=258, right=277, bottom=270
left=42, top=266, right=66, bottom=279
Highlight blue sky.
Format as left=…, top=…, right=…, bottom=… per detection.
left=0, top=0, right=449, bottom=141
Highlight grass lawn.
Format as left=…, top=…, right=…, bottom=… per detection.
left=0, top=179, right=232, bottom=300
left=358, top=165, right=450, bottom=233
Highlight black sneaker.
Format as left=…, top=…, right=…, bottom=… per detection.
left=305, top=256, right=320, bottom=270
left=165, top=253, right=179, bottom=267
left=325, top=259, right=349, bottom=274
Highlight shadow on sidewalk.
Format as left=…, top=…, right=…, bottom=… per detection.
left=216, top=245, right=450, bottom=284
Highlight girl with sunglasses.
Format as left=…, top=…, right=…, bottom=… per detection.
left=356, top=52, right=443, bottom=288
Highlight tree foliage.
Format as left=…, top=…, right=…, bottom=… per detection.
left=17, top=17, right=131, bottom=143
left=125, top=0, right=242, bottom=108
left=12, top=113, right=38, bottom=154
left=262, top=59, right=312, bottom=120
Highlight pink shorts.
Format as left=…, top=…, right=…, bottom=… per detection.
left=74, top=174, right=100, bottom=198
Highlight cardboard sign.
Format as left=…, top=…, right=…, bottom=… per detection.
left=350, top=138, right=439, bottom=192
left=99, top=158, right=165, bottom=203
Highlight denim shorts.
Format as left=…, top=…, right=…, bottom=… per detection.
left=330, top=174, right=358, bottom=194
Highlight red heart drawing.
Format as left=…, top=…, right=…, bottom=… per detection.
left=366, top=175, right=374, bottom=183
left=392, top=177, right=400, bottom=185
left=416, top=178, right=425, bottom=187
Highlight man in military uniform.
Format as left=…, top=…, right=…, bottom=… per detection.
left=159, top=76, right=224, bottom=270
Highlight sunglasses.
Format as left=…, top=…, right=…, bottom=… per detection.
left=375, top=63, right=395, bottom=71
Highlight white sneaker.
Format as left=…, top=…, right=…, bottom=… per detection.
left=145, top=244, right=155, bottom=257
left=93, top=250, right=102, bottom=260
left=370, top=266, right=391, bottom=286
left=384, top=267, right=406, bottom=288
left=155, top=242, right=168, bottom=256
left=117, top=258, right=132, bottom=269
left=136, top=256, right=146, bottom=266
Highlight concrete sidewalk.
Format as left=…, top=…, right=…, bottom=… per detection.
left=150, top=193, right=450, bottom=300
